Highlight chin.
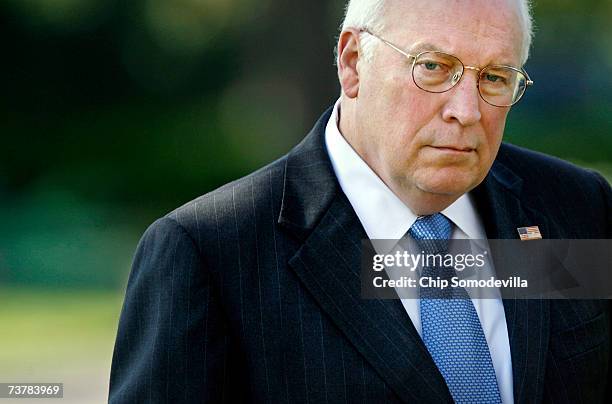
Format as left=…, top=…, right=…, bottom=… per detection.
left=415, top=173, right=477, bottom=197
left=413, top=165, right=484, bottom=195
left=418, top=184, right=469, bottom=197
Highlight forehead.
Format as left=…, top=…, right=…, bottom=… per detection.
left=383, top=0, right=524, bottom=65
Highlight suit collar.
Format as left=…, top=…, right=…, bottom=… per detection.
left=278, top=106, right=339, bottom=240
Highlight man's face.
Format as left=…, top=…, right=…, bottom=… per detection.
left=349, top=0, right=524, bottom=211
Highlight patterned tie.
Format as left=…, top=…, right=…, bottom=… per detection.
left=409, top=214, right=502, bottom=404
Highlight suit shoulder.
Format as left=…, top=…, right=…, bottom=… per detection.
left=496, top=143, right=611, bottom=220
left=497, top=142, right=606, bottom=187
left=160, top=155, right=287, bottom=242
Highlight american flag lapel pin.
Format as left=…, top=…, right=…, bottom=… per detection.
left=517, top=226, right=542, bottom=240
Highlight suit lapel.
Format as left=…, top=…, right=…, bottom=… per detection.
left=289, top=193, right=452, bottom=403
left=278, top=109, right=452, bottom=403
left=473, top=159, right=551, bottom=404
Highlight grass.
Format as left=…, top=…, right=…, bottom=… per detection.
left=0, top=288, right=123, bottom=378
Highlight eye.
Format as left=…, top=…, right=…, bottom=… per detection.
left=485, top=73, right=506, bottom=84
left=424, top=62, right=440, bottom=71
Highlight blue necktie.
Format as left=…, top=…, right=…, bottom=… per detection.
left=409, top=214, right=501, bottom=403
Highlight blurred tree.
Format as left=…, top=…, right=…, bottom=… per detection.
left=0, top=0, right=609, bottom=289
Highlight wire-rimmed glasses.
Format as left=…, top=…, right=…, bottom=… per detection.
left=360, top=29, right=534, bottom=107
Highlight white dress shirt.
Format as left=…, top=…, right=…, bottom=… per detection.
left=324, top=98, right=514, bottom=404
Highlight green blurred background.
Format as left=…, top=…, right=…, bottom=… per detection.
left=0, top=0, right=610, bottom=402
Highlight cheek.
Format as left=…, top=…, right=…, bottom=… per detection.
left=367, top=91, right=421, bottom=154
left=381, top=90, right=436, bottom=142
left=360, top=65, right=442, bottom=167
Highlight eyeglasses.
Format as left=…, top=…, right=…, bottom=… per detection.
left=360, top=29, right=534, bottom=107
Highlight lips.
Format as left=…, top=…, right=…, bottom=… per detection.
left=430, top=145, right=475, bottom=152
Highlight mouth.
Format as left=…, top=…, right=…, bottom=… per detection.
left=428, top=145, right=476, bottom=153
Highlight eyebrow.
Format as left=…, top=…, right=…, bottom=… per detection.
left=407, top=41, right=520, bottom=68
left=407, top=42, right=446, bottom=54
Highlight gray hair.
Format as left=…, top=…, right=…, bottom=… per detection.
left=338, top=0, right=533, bottom=65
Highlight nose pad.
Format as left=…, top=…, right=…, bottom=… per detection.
left=451, top=71, right=462, bottom=86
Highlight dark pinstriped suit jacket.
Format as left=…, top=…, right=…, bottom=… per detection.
left=110, top=107, right=612, bottom=403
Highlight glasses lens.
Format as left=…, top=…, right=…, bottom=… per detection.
left=412, top=52, right=463, bottom=93
left=479, top=66, right=527, bottom=107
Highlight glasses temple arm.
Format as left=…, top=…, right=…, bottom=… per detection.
left=359, top=28, right=417, bottom=62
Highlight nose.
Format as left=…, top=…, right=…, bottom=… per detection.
left=441, top=72, right=482, bottom=126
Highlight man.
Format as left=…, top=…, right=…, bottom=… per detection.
left=110, top=0, right=612, bottom=402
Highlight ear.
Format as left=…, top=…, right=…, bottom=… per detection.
left=337, top=29, right=362, bottom=99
